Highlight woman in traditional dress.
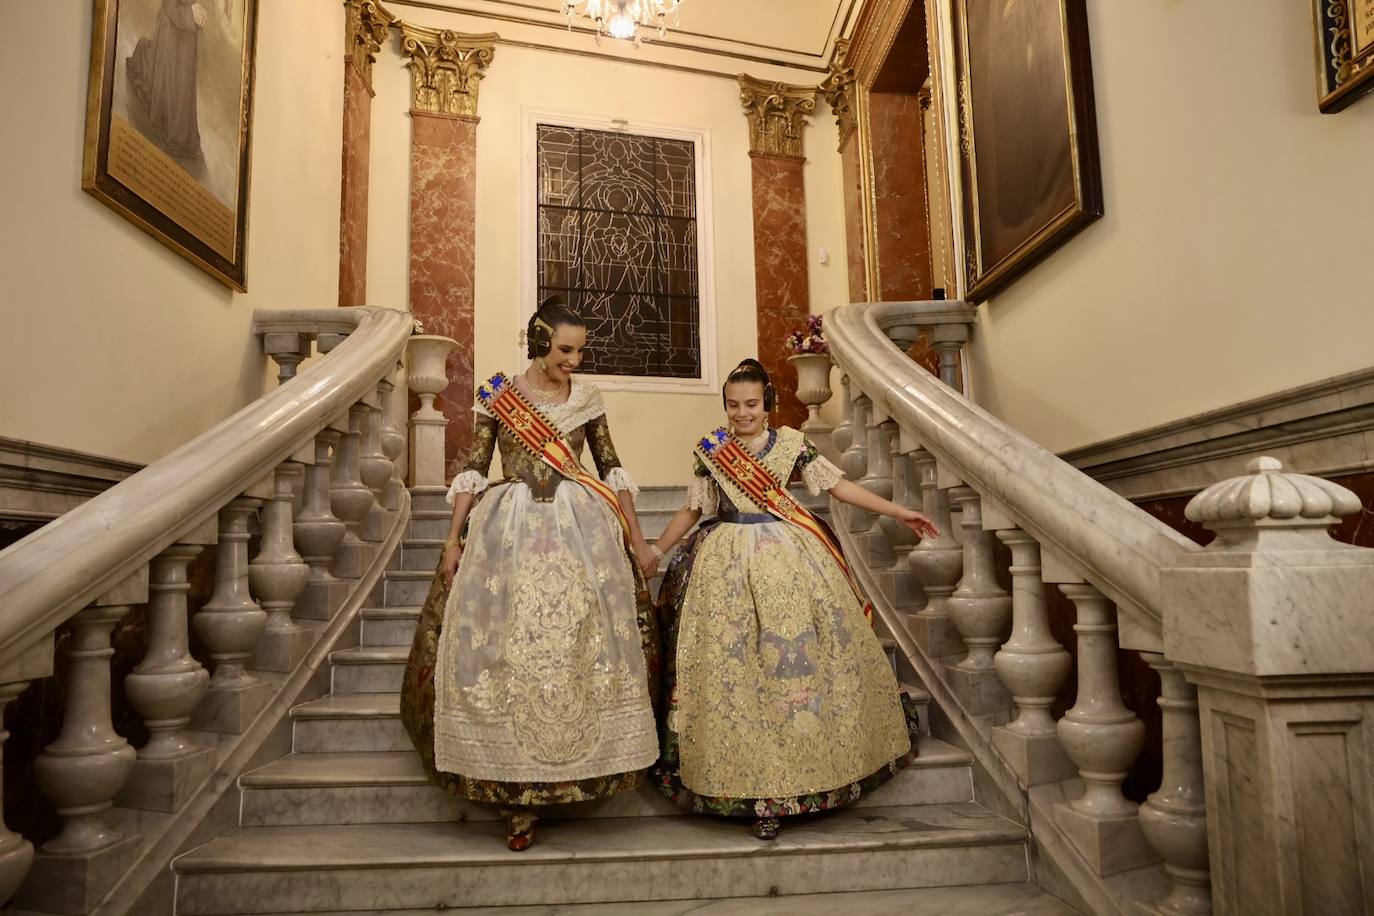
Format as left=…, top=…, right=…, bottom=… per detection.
left=647, top=359, right=939, bottom=840
left=127, top=0, right=205, bottom=160
left=401, top=299, right=662, bottom=851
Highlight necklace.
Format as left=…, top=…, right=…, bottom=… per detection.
left=524, top=369, right=565, bottom=403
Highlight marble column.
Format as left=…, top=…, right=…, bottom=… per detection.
left=400, top=24, right=496, bottom=467
left=339, top=1, right=395, bottom=307
left=739, top=75, right=817, bottom=431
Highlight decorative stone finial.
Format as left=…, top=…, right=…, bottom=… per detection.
left=398, top=24, right=498, bottom=117
left=738, top=74, right=817, bottom=159
left=345, top=0, right=397, bottom=90
left=818, top=39, right=855, bottom=149
left=1185, top=456, right=1362, bottom=529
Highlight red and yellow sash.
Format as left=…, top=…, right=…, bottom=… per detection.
left=696, top=427, right=873, bottom=621
left=477, top=372, right=632, bottom=542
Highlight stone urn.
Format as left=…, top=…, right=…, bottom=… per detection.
left=405, top=334, right=459, bottom=487
left=787, top=352, right=834, bottom=434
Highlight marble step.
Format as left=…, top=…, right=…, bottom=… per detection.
left=329, top=646, right=407, bottom=694
left=360, top=606, right=421, bottom=648
left=291, top=694, right=409, bottom=753
left=174, top=802, right=1030, bottom=914
left=380, top=570, right=433, bottom=607
left=387, top=539, right=443, bottom=572
left=406, top=510, right=451, bottom=541
left=249, top=883, right=1078, bottom=915
left=238, top=736, right=974, bottom=828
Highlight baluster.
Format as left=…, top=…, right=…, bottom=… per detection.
left=120, top=537, right=215, bottom=812
left=1054, top=583, right=1158, bottom=875
left=906, top=449, right=965, bottom=659
left=840, top=392, right=869, bottom=482
left=857, top=416, right=895, bottom=563
left=249, top=464, right=311, bottom=672
left=263, top=332, right=310, bottom=514
left=295, top=428, right=349, bottom=617
left=878, top=421, right=917, bottom=552
left=331, top=403, right=376, bottom=575
left=990, top=529, right=1075, bottom=784
left=931, top=324, right=967, bottom=392
left=193, top=497, right=272, bottom=733
left=830, top=374, right=854, bottom=455
left=1138, top=654, right=1211, bottom=916
left=379, top=369, right=406, bottom=511
left=359, top=390, right=392, bottom=542
left=0, top=680, right=34, bottom=905
left=944, top=488, right=1011, bottom=713
left=34, top=598, right=138, bottom=855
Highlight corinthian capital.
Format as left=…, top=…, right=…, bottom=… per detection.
left=738, top=74, right=818, bottom=159
left=345, top=0, right=397, bottom=90
left=398, top=24, right=499, bottom=117
left=819, top=39, right=856, bottom=149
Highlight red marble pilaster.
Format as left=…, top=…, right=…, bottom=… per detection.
left=749, top=153, right=811, bottom=430
left=338, top=61, right=372, bottom=307
left=408, top=111, right=478, bottom=463
left=868, top=91, right=933, bottom=301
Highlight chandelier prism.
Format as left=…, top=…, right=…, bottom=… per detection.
left=561, top=0, right=685, bottom=44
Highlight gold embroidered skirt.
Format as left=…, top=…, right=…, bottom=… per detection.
left=671, top=519, right=910, bottom=800
left=409, top=480, right=658, bottom=797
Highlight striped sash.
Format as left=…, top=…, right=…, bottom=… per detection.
left=695, top=427, right=873, bottom=621
left=476, top=372, right=632, bottom=542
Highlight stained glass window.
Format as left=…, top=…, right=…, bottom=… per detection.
left=536, top=124, right=701, bottom=379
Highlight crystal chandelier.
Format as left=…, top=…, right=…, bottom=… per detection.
left=561, top=0, right=685, bottom=44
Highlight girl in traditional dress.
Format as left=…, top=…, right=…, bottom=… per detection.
left=647, top=359, right=939, bottom=840
left=401, top=300, right=662, bottom=851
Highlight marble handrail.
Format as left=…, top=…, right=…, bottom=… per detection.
left=0, top=307, right=412, bottom=669
left=826, top=300, right=1199, bottom=637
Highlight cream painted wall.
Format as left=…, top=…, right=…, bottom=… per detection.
left=0, top=1, right=344, bottom=464
left=965, top=0, right=1374, bottom=453
left=367, top=28, right=848, bottom=485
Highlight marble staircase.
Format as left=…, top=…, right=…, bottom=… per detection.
left=170, top=486, right=1076, bottom=915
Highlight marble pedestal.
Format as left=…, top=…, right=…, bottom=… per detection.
left=14, top=834, right=140, bottom=915
left=296, top=579, right=352, bottom=621
left=992, top=729, right=1078, bottom=787
left=116, top=747, right=216, bottom=813
left=908, top=614, right=966, bottom=660
left=251, top=626, right=316, bottom=673
left=331, top=541, right=380, bottom=580
left=945, top=666, right=1011, bottom=717
left=192, top=680, right=275, bottom=735
left=1054, top=801, right=1159, bottom=877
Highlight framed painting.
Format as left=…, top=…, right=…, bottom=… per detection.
left=1313, top=0, right=1374, bottom=112
left=952, top=0, right=1102, bottom=302
left=83, top=0, right=259, bottom=291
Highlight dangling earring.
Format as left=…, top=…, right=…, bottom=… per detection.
left=538, top=357, right=547, bottom=371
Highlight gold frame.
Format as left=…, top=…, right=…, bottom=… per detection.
left=952, top=0, right=1102, bottom=302
left=82, top=0, right=260, bottom=291
left=1312, top=0, right=1374, bottom=112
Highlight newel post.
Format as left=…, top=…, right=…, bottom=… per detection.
left=1161, top=457, right=1374, bottom=916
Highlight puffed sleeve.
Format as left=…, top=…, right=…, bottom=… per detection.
left=445, top=412, right=497, bottom=504
left=796, top=438, right=844, bottom=496
left=685, top=456, right=718, bottom=516
left=584, top=411, right=639, bottom=495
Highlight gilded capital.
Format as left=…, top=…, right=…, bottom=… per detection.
left=819, top=39, right=856, bottom=149
left=345, top=0, right=397, bottom=90
left=398, top=24, right=498, bottom=117
left=738, top=74, right=817, bottom=159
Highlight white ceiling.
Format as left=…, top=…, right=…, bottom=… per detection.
left=391, top=0, right=857, bottom=74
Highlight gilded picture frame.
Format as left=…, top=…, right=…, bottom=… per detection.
left=82, top=0, right=259, bottom=291
left=1313, top=0, right=1374, bottom=112
left=952, top=0, right=1102, bottom=302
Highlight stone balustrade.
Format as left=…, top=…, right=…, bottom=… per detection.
left=0, top=307, right=452, bottom=913
left=826, top=299, right=1374, bottom=916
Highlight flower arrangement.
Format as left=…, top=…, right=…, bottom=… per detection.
left=785, top=314, right=828, bottom=355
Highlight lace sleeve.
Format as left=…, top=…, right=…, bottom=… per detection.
left=685, top=457, right=718, bottom=515
left=583, top=411, right=625, bottom=479
left=798, top=439, right=844, bottom=495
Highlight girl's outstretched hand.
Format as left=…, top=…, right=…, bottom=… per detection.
left=896, top=508, right=940, bottom=540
